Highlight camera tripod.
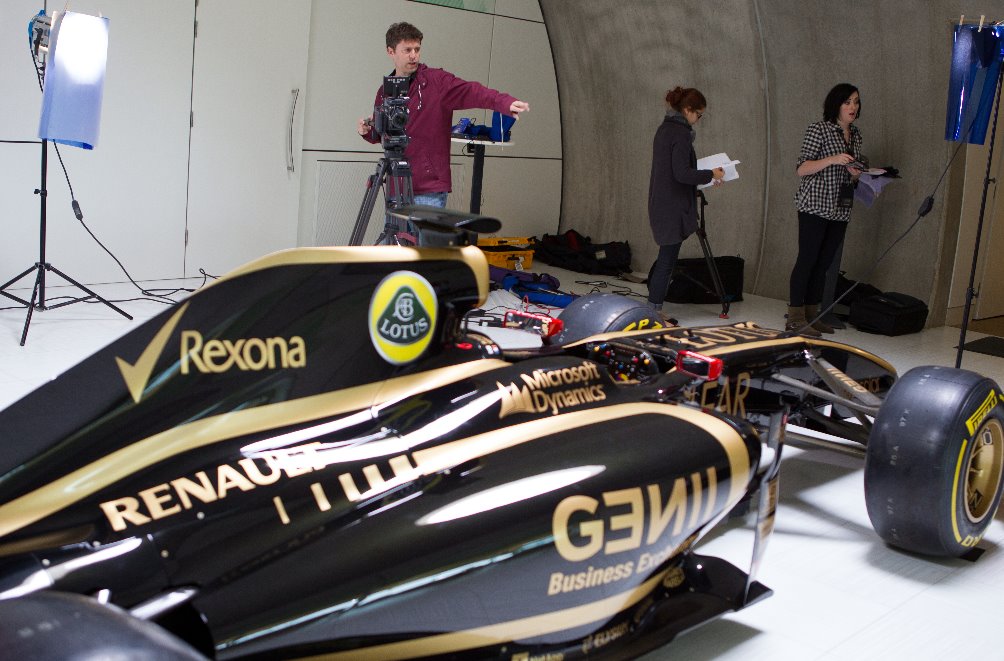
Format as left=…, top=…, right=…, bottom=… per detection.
left=349, top=146, right=415, bottom=246
left=681, top=190, right=731, bottom=318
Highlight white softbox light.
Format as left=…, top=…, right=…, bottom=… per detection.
left=37, top=11, right=109, bottom=150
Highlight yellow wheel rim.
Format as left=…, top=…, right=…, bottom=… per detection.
left=966, top=418, right=1004, bottom=523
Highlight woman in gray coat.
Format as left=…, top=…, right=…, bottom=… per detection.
left=647, top=86, right=723, bottom=319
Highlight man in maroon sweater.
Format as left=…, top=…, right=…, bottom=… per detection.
left=357, top=22, right=529, bottom=208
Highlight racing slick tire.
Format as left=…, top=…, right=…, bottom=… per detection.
left=0, top=591, right=207, bottom=660
left=550, top=293, right=666, bottom=346
left=864, top=365, right=1004, bottom=557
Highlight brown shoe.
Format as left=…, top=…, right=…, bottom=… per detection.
left=804, top=304, right=835, bottom=334
left=786, top=305, right=821, bottom=337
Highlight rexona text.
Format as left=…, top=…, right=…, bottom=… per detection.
left=180, top=330, right=306, bottom=374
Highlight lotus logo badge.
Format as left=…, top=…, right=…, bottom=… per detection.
left=378, top=287, right=429, bottom=342
left=369, top=271, right=438, bottom=365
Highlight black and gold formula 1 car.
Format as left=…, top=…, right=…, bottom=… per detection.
left=0, top=215, right=1001, bottom=660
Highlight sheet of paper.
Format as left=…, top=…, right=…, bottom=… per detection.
left=854, top=173, right=896, bottom=208
left=697, top=152, right=740, bottom=189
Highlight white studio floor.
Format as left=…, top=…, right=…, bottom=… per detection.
left=0, top=267, right=1002, bottom=661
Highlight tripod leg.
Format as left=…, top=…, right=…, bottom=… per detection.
left=696, top=227, right=730, bottom=318
left=19, top=266, right=44, bottom=346
left=45, top=264, right=133, bottom=320
left=0, top=264, right=40, bottom=307
left=350, top=159, right=389, bottom=246
left=694, top=192, right=730, bottom=318
left=384, top=159, right=416, bottom=245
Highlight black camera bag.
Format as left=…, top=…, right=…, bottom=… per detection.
left=833, top=271, right=882, bottom=318
left=536, top=230, right=632, bottom=275
left=849, top=292, right=928, bottom=335
left=648, top=256, right=744, bottom=304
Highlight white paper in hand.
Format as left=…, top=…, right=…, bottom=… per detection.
left=697, top=153, right=740, bottom=189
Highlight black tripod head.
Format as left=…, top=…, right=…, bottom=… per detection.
left=387, top=205, right=501, bottom=247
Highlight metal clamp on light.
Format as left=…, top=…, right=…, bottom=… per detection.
left=29, top=11, right=52, bottom=57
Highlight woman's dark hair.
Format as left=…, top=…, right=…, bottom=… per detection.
left=386, top=22, right=423, bottom=49
left=665, top=86, right=707, bottom=113
left=823, top=83, right=860, bottom=122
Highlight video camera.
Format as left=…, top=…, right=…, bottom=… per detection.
left=373, top=75, right=410, bottom=152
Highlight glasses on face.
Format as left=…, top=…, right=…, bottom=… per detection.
left=694, top=110, right=704, bottom=120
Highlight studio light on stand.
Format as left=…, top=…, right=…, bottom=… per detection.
left=0, top=8, right=131, bottom=346
left=948, top=19, right=1004, bottom=368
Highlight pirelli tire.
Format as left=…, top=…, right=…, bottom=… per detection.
left=550, top=293, right=665, bottom=346
left=864, top=365, right=1004, bottom=557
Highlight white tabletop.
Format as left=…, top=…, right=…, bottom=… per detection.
left=450, top=137, right=514, bottom=147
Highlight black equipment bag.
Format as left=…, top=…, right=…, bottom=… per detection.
left=650, top=256, right=744, bottom=304
left=591, top=241, right=632, bottom=275
left=849, top=292, right=928, bottom=335
left=536, top=230, right=632, bottom=275
left=833, top=271, right=882, bottom=318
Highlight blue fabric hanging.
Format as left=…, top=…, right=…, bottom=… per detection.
left=945, top=25, right=1004, bottom=145
left=37, top=11, right=109, bottom=150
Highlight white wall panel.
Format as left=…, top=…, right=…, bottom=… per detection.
left=0, top=0, right=46, bottom=299
left=0, top=1, right=193, bottom=288
left=303, top=0, right=495, bottom=151
left=486, top=15, right=560, bottom=159
left=185, top=0, right=310, bottom=277
left=310, top=156, right=472, bottom=247
left=495, top=0, right=543, bottom=23
left=300, top=1, right=560, bottom=246
left=315, top=159, right=387, bottom=247
left=478, top=157, right=560, bottom=238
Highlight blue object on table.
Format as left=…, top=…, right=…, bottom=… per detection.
left=490, top=111, right=516, bottom=143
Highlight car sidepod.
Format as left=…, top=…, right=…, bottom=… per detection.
left=171, top=357, right=765, bottom=659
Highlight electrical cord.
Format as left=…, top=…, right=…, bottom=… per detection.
left=574, top=279, right=645, bottom=299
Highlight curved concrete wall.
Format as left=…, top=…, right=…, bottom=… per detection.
left=541, top=0, right=981, bottom=320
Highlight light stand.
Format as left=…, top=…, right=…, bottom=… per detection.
left=956, top=62, right=1004, bottom=368
left=0, top=9, right=131, bottom=346
left=0, top=139, right=131, bottom=346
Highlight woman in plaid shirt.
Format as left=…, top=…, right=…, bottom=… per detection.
left=787, top=83, right=865, bottom=336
